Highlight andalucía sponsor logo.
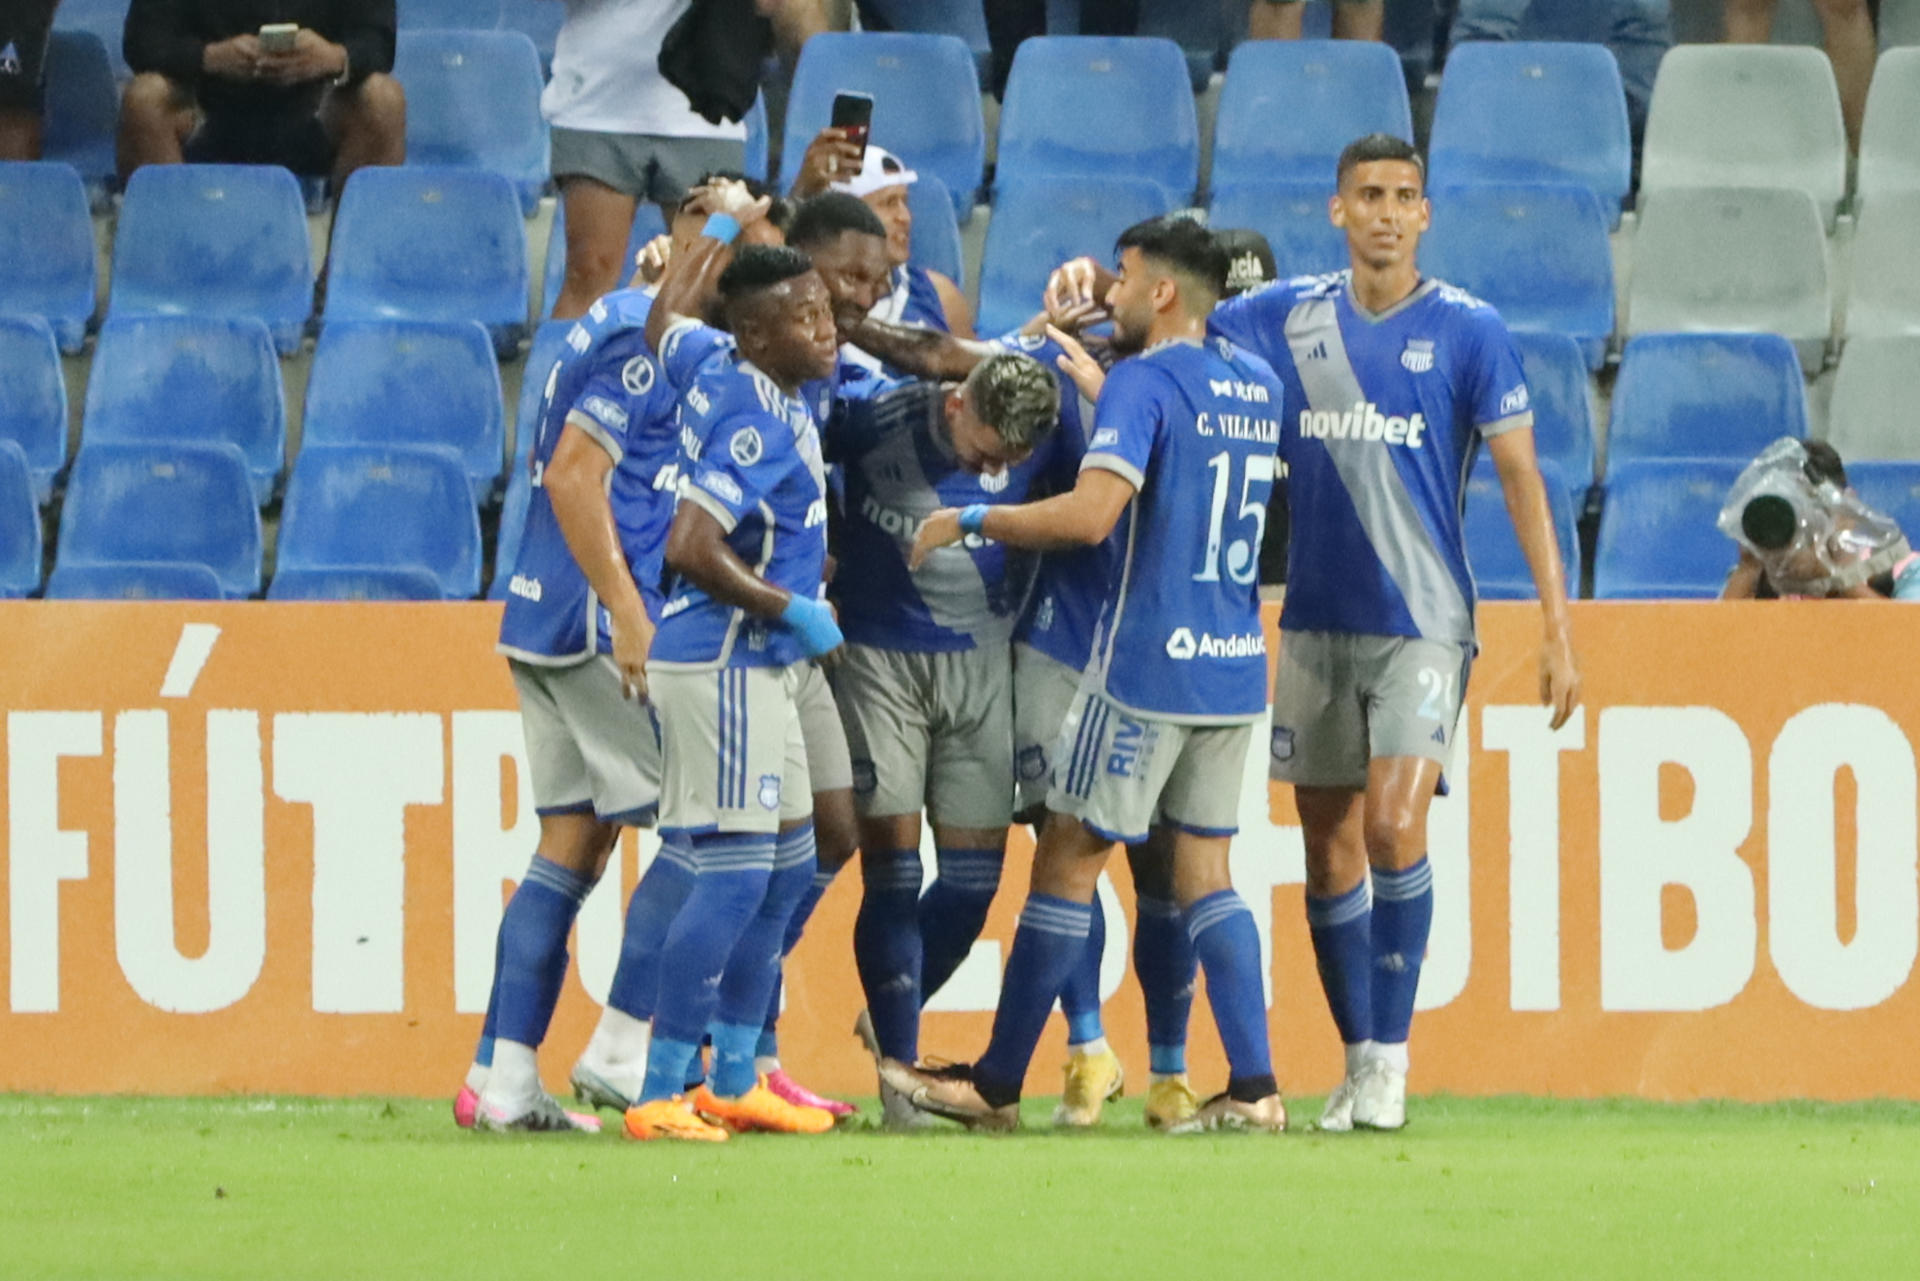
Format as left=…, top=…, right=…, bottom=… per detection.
left=1164, top=627, right=1266, bottom=660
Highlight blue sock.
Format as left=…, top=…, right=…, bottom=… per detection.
left=1306, top=879, right=1374, bottom=1048
left=710, top=824, right=816, bottom=1096
left=492, top=856, right=592, bottom=1049
left=1134, top=894, right=1195, bottom=1075
left=918, top=846, right=1002, bottom=999
left=638, top=832, right=775, bottom=1103
left=1370, top=858, right=1434, bottom=1046
left=474, top=929, right=503, bottom=1068
left=974, top=893, right=1093, bottom=1104
left=854, top=847, right=923, bottom=1063
left=1185, top=890, right=1275, bottom=1097
left=1059, top=891, right=1106, bottom=1047
left=760, top=864, right=836, bottom=1058
left=606, top=839, right=696, bottom=1022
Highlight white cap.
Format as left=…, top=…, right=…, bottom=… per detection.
left=830, top=145, right=918, bottom=198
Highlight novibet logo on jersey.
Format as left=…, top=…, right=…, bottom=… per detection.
left=1164, top=627, right=1266, bottom=660
left=1298, top=400, right=1430, bottom=448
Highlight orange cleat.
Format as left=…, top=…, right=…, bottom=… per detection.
left=692, top=1077, right=836, bottom=1134
left=624, top=1096, right=729, bottom=1143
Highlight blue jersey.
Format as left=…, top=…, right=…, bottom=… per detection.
left=1210, top=272, right=1533, bottom=644
left=843, top=263, right=952, bottom=381
left=498, top=288, right=680, bottom=664
left=1082, top=338, right=1285, bottom=724
left=1008, top=342, right=1110, bottom=673
left=648, top=318, right=831, bottom=671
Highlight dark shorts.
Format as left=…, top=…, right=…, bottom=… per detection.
left=185, top=105, right=337, bottom=176
left=0, top=6, right=55, bottom=113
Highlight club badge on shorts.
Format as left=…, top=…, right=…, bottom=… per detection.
left=1271, top=726, right=1295, bottom=762
left=758, top=773, right=782, bottom=811
left=1401, top=339, right=1435, bottom=374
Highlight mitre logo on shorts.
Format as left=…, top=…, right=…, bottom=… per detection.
left=729, top=427, right=763, bottom=467
left=621, top=355, right=655, bottom=396
left=1401, top=339, right=1435, bottom=373
left=758, top=774, right=782, bottom=811
left=1165, top=627, right=1265, bottom=660
left=1016, top=744, right=1048, bottom=782
left=1298, top=402, right=1429, bottom=449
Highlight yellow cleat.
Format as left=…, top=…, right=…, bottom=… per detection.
left=1052, top=1047, right=1125, bottom=1128
left=1143, top=1075, right=1202, bottom=1130
left=624, top=1096, right=729, bottom=1143
left=692, top=1078, right=836, bottom=1134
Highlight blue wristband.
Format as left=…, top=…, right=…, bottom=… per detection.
left=958, top=504, right=990, bottom=536
left=703, top=213, right=741, bottom=245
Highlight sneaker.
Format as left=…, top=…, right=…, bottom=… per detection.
left=1052, top=1047, right=1124, bottom=1128
left=473, top=1092, right=602, bottom=1134
left=878, top=1059, right=1019, bottom=1133
left=1142, top=1076, right=1201, bottom=1130
left=1317, top=1074, right=1361, bottom=1133
left=453, top=1086, right=480, bottom=1130
left=570, top=1062, right=638, bottom=1114
left=625, top=1096, right=729, bottom=1143
left=765, top=1068, right=857, bottom=1118
left=1350, top=1058, right=1407, bottom=1131
left=1165, top=1091, right=1287, bottom=1135
left=691, top=1078, right=835, bottom=1134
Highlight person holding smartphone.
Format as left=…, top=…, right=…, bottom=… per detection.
left=118, top=0, right=405, bottom=190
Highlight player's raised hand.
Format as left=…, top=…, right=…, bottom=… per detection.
left=611, top=609, right=654, bottom=701
left=1046, top=325, right=1106, bottom=403
left=1540, top=632, right=1581, bottom=730
left=687, top=178, right=772, bottom=230
left=633, top=234, right=673, bottom=285
left=910, top=508, right=964, bottom=570
left=1045, top=257, right=1116, bottom=317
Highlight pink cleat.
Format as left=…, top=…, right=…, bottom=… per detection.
left=765, top=1069, right=857, bottom=1118
left=454, top=1086, right=480, bottom=1129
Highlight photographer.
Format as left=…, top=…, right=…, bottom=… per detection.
left=1720, top=439, right=1920, bottom=601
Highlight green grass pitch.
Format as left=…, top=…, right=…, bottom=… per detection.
left=4, top=1094, right=1917, bottom=1279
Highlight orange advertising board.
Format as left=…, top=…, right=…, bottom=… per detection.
left=0, top=600, right=1915, bottom=1102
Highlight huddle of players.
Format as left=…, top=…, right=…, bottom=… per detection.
left=456, top=129, right=1582, bottom=1140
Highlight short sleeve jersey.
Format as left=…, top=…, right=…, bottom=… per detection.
left=648, top=319, right=831, bottom=671
left=840, top=264, right=953, bottom=381
left=1209, top=272, right=1534, bottom=644
left=498, top=287, right=680, bottom=664
left=1081, top=337, right=1285, bottom=724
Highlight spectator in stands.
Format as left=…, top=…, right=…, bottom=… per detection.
left=1720, top=440, right=1920, bottom=600
left=118, top=0, right=405, bottom=190
left=0, top=1, right=58, bottom=161
left=1450, top=0, right=1671, bottom=146
left=546, top=0, right=824, bottom=322
left=1247, top=0, right=1384, bottom=42
left=1725, top=0, right=1875, bottom=149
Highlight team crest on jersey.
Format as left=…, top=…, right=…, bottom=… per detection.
left=1271, top=727, right=1295, bottom=762
left=730, top=427, right=764, bottom=466
left=1401, top=339, right=1435, bottom=374
left=758, top=774, right=782, bottom=811
left=622, top=356, right=655, bottom=396
left=978, top=466, right=1010, bottom=494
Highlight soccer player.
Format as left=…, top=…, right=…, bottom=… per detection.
left=623, top=229, right=846, bottom=1143
left=887, top=216, right=1289, bottom=1133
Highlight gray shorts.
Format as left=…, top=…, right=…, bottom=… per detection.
left=510, top=656, right=661, bottom=825
left=1046, top=680, right=1255, bottom=846
left=1013, top=644, right=1085, bottom=815
left=1268, top=630, right=1473, bottom=789
left=550, top=127, right=746, bottom=205
left=830, top=642, right=1015, bottom=830
left=649, top=661, right=813, bottom=836
left=796, top=661, right=853, bottom=794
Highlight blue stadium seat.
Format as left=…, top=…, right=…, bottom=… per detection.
left=908, top=173, right=964, bottom=288
left=1511, top=331, right=1597, bottom=500
left=1208, top=181, right=1348, bottom=279
left=489, top=457, right=534, bottom=601
left=744, top=92, right=769, bottom=183
left=0, top=162, right=97, bottom=352
left=780, top=33, right=985, bottom=216
left=1213, top=41, right=1413, bottom=194
left=860, top=0, right=991, bottom=81
left=56, top=1, right=133, bottom=79
left=0, top=441, right=41, bottom=598
left=277, top=445, right=484, bottom=599
left=1044, top=0, right=1224, bottom=88
left=45, top=561, right=227, bottom=601
left=978, top=176, right=1173, bottom=338
left=542, top=203, right=668, bottom=318
left=0, top=317, right=69, bottom=505
left=1608, top=333, right=1809, bottom=475
left=1428, top=42, right=1632, bottom=221
left=395, top=30, right=549, bottom=215
left=84, top=316, right=286, bottom=505
left=1593, top=459, right=1747, bottom=599
left=398, top=0, right=503, bottom=28
left=1464, top=456, right=1582, bottom=600
left=517, top=320, right=573, bottom=459
left=57, top=442, right=262, bottom=597
left=304, top=320, right=505, bottom=504
left=998, top=38, right=1198, bottom=204
left=109, top=165, right=314, bottom=355
left=268, top=566, right=446, bottom=601
left=1421, top=184, right=1615, bottom=369
left=43, top=32, right=118, bottom=192
left=326, top=167, right=530, bottom=354
left=499, top=1, right=565, bottom=71
left=1846, top=462, right=1920, bottom=540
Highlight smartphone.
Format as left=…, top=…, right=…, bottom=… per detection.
left=830, top=92, right=874, bottom=165
left=259, top=23, right=298, bottom=54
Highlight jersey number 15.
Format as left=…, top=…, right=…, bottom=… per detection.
left=1196, top=451, right=1277, bottom=586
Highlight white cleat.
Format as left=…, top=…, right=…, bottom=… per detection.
left=570, top=1061, right=639, bottom=1113
left=1350, top=1058, right=1407, bottom=1131
left=1317, top=1074, right=1361, bottom=1133
left=473, top=1091, right=601, bottom=1134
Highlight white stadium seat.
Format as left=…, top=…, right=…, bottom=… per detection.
left=1846, top=194, right=1920, bottom=337
left=1826, top=336, right=1920, bottom=459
